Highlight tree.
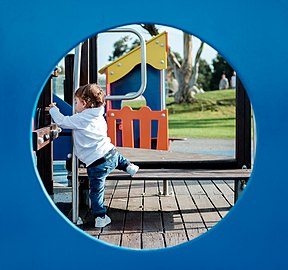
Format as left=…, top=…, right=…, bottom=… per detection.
left=173, top=35, right=205, bottom=103
left=197, top=59, right=212, bottom=91
left=140, top=24, right=205, bottom=103
left=108, top=36, right=130, bottom=61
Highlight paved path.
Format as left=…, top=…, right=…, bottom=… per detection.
left=169, top=138, right=235, bottom=157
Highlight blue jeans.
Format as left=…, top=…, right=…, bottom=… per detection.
left=86, top=151, right=129, bottom=217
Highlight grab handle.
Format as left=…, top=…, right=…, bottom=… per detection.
left=105, top=28, right=147, bottom=101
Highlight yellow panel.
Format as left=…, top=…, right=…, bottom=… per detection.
left=99, top=32, right=168, bottom=84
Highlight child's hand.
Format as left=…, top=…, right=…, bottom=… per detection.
left=46, top=103, right=57, bottom=111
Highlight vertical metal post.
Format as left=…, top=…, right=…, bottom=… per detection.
left=72, top=43, right=82, bottom=225
left=162, top=180, right=169, bottom=196
left=235, top=78, right=251, bottom=169
left=234, top=180, right=240, bottom=202
left=89, top=35, right=98, bottom=84
left=161, top=70, right=166, bottom=109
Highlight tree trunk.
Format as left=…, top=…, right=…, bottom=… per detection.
left=174, top=34, right=193, bottom=103
left=190, top=41, right=204, bottom=88
left=174, top=35, right=204, bottom=104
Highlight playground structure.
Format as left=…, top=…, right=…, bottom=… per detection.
left=99, top=31, right=169, bottom=150
left=1, top=0, right=288, bottom=268
left=31, top=30, right=252, bottom=224
left=32, top=30, right=171, bottom=220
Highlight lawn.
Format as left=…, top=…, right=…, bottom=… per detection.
left=124, top=89, right=236, bottom=139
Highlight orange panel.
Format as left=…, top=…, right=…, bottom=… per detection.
left=121, top=107, right=134, bottom=148
left=106, top=106, right=169, bottom=150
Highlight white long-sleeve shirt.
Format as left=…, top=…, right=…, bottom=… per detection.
left=49, top=106, right=114, bottom=166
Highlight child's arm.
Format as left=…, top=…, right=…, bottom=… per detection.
left=48, top=104, right=81, bottom=130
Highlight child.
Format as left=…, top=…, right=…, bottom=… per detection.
left=49, top=83, right=139, bottom=228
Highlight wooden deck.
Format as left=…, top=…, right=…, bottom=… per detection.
left=57, top=179, right=236, bottom=249
left=55, top=147, right=249, bottom=249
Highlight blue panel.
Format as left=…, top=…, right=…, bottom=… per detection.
left=53, top=95, right=73, bottom=160
left=1, top=0, right=288, bottom=269
left=111, top=64, right=162, bottom=110
left=111, top=65, right=161, bottom=147
left=53, top=95, right=72, bottom=116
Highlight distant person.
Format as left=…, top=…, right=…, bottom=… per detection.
left=166, top=70, right=179, bottom=96
left=219, top=74, right=229, bottom=90
left=49, top=83, right=139, bottom=228
left=230, top=71, right=236, bottom=89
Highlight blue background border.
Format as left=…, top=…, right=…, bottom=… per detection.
left=0, top=0, right=288, bottom=269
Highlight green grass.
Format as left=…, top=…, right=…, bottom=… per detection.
left=123, top=89, right=236, bottom=139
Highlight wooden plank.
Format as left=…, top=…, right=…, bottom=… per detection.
left=108, top=180, right=130, bottom=210
left=186, top=181, right=221, bottom=229
left=143, top=180, right=163, bottom=233
left=98, top=233, right=121, bottom=247
left=224, top=180, right=235, bottom=191
left=121, top=233, right=142, bottom=249
left=104, top=179, right=118, bottom=201
left=142, top=232, right=165, bottom=250
left=160, top=185, right=184, bottom=232
left=199, top=180, right=231, bottom=218
left=186, top=228, right=208, bottom=240
left=172, top=180, right=206, bottom=241
left=121, top=181, right=144, bottom=249
left=160, top=181, right=187, bottom=247
left=123, top=181, right=144, bottom=235
left=164, top=231, right=188, bottom=247
left=213, top=180, right=234, bottom=206
left=126, top=181, right=144, bottom=211
left=185, top=181, right=206, bottom=196
left=123, top=211, right=142, bottom=233
left=142, top=180, right=165, bottom=249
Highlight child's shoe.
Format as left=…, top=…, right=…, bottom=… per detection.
left=126, top=163, right=139, bottom=177
left=95, top=215, right=111, bottom=228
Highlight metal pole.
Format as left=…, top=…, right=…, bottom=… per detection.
left=163, top=180, right=169, bottom=196
left=72, top=43, right=83, bottom=225
left=161, top=70, right=166, bottom=109
left=105, top=28, right=147, bottom=101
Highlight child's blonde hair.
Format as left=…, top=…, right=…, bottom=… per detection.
left=75, top=83, right=105, bottom=108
